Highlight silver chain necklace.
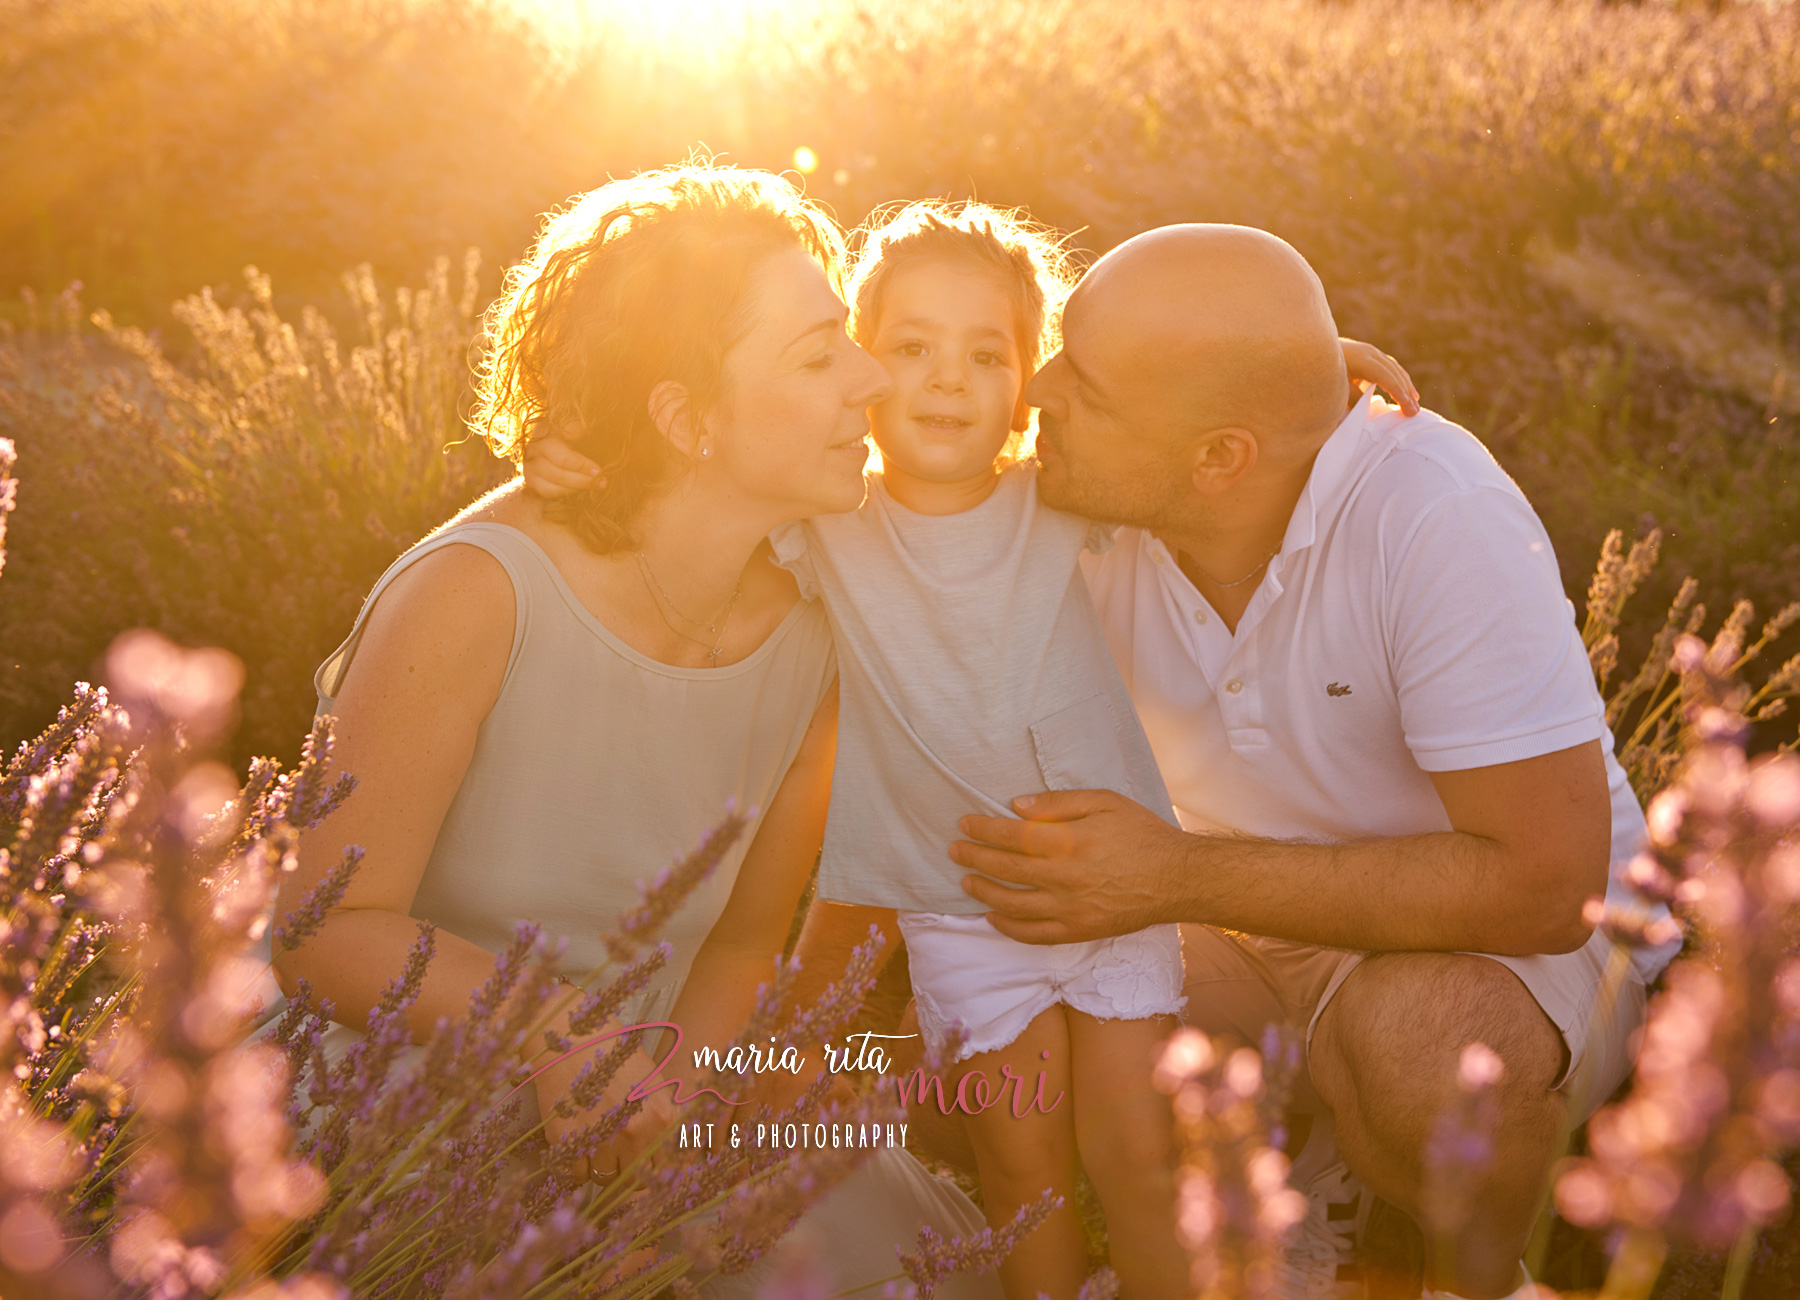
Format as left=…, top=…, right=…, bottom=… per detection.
left=1181, top=546, right=1280, bottom=589
left=634, top=551, right=743, bottom=663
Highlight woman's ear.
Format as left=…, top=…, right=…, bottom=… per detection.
left=647, top=380, right=701, bottom=459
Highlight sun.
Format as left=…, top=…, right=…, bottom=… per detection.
left=509, top=0, right=817, bottom=50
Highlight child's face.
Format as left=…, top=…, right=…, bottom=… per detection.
left=865, top=256, right=1027, bottom=484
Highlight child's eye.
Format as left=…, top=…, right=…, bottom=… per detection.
left=896, top=342, right=926, bottom=358
left=805, top=353, right=835, bottom=370
left=973, top=350, right=1003, bottom=367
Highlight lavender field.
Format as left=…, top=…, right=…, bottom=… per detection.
left=1, top=0, right=1797, bottom=1296
left=2, top=0, right=1796, bottom=764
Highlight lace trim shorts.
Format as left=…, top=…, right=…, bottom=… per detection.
left=898, top=911, right=1187, bottom=1063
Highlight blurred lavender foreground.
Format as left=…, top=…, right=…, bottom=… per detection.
left=0, top=446, right=1031, bottom=1298
left=1548, top=625, right=1800, bottom=1300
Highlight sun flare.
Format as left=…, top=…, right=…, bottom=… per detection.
left=509, top=0, right=819, bottom=49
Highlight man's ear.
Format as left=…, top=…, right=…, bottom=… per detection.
left=1186, top=427, right=1259, bottom=494
left=647, top=380, right=700, bottom=457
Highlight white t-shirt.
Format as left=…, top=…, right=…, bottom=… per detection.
left=773, top=464, right=1178, bottom=913
left=1081, top=394, right=1679, bottom=981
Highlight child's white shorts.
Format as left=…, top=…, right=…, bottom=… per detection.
left=897, top=911, right=1186, bottom=1062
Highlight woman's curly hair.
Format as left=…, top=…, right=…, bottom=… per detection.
left=846, top=200, right=1080, bottom=464
left=471, top=162, right=847, bottom=554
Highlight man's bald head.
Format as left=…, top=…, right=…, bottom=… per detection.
left=1028, top=222, right=1351, bottom=534
left=1078, top=224, right=1347, bottom=460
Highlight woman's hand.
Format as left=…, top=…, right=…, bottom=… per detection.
left=1340, top=338, right=1420, bottom=415
left=533, top=1024, right=680, bottom=1184
left=521, top=433, right=605, bottom=499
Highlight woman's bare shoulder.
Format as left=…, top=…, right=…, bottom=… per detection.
left=343, top=540, right=517, bottom=701
left=428, top=476, right=531, bottom=534
left=431, top=477, right=580, bottom=558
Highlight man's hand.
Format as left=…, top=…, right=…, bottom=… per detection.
left=955, top=743, right=1611, bottom=955
left=950, top=789, right=1187, bottom=944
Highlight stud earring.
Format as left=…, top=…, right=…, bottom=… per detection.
left=700, top=446, right=711, bottom=458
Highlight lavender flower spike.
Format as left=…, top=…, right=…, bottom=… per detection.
left=897, top=1188, right=1061, bottom=1298
left=606, top=803, right=753, bottom=962
left=272, top=845, right=365, bottom=952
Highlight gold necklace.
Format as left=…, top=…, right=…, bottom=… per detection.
left=634, top=551, right=743, bottom=663
left=1180, top=546, right=1280, bottom=589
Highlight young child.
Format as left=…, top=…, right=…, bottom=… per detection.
left=776, top=204, right=1194, bottom=1297
left=526, top=202, right=1415, bottom=1299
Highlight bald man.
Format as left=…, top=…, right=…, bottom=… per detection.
left=950, top=226, right=1677, bottom=1300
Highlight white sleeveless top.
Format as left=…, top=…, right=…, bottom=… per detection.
left=315, top=522, right=837, bottom=1025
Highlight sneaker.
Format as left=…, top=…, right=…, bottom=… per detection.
left=1273, top=1153, right=1369, bottom=1300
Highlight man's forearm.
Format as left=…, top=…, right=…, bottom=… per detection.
left=1163, top=829, right=1588, bottom=956
left=957, top=748, right=1611, bottom=952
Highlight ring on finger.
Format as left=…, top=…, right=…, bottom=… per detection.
left=582, top=1153, right=624, bottom=1187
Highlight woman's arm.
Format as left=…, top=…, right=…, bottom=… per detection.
left=277, top=543, right=680, bottom=1170
left=273, top=544, right=520, bottom=1035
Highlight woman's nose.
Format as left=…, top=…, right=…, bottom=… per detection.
left=849, top=343, right=894, bottom=406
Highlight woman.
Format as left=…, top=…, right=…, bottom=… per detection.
left=273, top=163, right=999, bottom=1298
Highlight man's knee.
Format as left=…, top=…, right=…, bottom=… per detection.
left=1313, top=953, right=1565, bottom=1120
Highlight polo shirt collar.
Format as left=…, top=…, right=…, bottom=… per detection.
left=1139, top=391, right=1381, bottom=628
left=1276, top=390, right=1378, bottom=562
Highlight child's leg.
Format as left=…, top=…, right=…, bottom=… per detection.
left=1068, top=1011, right=1190, bottom=1299
left=957, top=1003, right=1089, bottom=1300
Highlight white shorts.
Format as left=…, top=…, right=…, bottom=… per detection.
left=898, top=911, right=1187, bottom=1063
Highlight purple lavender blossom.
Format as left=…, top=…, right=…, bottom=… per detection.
left=1558, top=636, right=1800, bottom=1251
left=896, top=1188, right=1061, bottom=1298
left=1154, top=1028, right=1308, bottom=1299
left=272, top=846, right=365, bottom=953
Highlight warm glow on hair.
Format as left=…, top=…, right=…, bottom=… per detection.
left=471, top=160, right=846, bottom=554
left=847, top=200, right=1079, bottom=462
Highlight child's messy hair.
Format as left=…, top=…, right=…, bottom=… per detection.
left=471, top=160, right=846, bottom=554
left=847, top=200, right=1080, bottom=462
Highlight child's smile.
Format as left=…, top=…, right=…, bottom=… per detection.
left=866, top=254, right=1028, bottom=510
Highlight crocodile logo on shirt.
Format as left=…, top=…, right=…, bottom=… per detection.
left=1326, top=682, right=1353, bottom=697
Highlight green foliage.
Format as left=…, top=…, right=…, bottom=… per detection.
left=0, top=260, right=507, bottom=766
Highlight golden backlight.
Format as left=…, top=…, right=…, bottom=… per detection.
left=511, top=0, right=823, bottom=51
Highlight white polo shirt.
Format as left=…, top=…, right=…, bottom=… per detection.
left=1081, top=394, right=1677, bottom=980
